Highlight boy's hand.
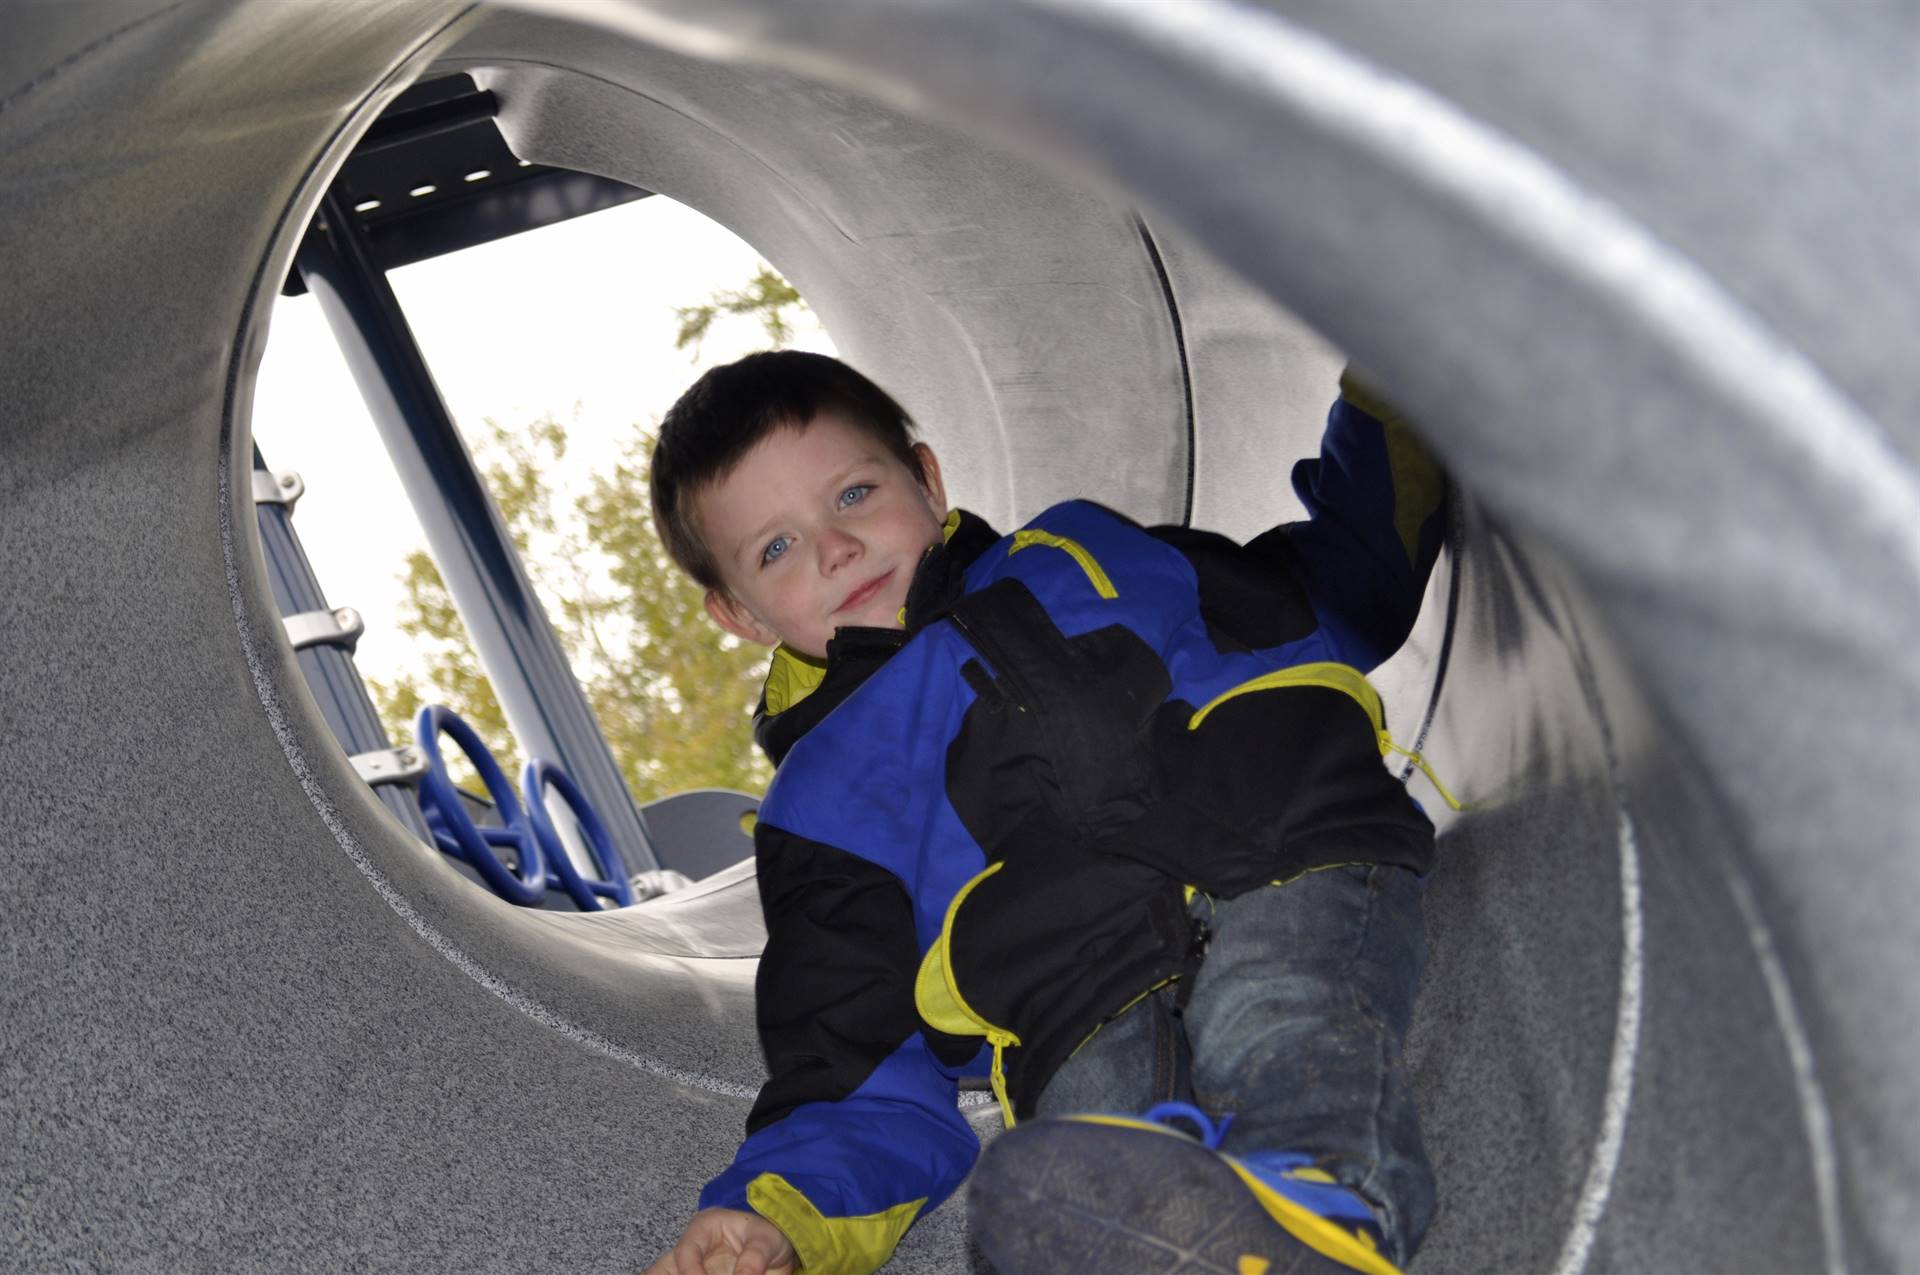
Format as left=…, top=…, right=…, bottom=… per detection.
left=646, top=1208, right=798, bottom=1275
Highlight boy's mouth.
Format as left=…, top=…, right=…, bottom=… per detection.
left=835, top=569, right=894, bottom=615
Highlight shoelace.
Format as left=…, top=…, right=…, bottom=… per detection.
left=1141, top=1100, right=1236, bottom=1149
left=1136, top=1102, right=1395, bottom=1269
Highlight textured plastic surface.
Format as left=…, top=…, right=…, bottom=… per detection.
left=3, top=1, right=1913, bottom=1271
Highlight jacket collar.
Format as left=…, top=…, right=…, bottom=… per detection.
left=752, top=508, right=1001, bottom=766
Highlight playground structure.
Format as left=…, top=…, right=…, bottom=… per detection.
left=5, top=2, right=1918, bottom=1270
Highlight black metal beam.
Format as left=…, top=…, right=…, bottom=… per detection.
left=293, top=190, right=660, bottom=873
left=282, top=74, right=650, bottom=297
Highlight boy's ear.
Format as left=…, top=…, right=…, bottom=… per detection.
left=705, top=588, right=779, bottom=647
left=913, top=442, right=948, bottom=516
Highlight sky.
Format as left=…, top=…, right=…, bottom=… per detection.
left=251, top=195, right=833, bottom=695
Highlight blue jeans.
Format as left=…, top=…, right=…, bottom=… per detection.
left=1035, top=863, right=1436, bottom=1266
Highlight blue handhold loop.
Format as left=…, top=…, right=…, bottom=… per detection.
left=521, top=758, right=634, bottom=911
left=414, top=705, right=546, bottom=906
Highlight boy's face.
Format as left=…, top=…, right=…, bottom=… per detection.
left=696, top=410, right=948, bottom=660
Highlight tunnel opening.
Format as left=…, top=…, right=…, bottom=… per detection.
left=253, top=70, right=805, bottom=909
left=6, top=2, right=1910, bottom=1271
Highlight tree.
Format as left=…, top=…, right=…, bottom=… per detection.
left=369, top=262, right=816, bottom=803
left=673, top=265, right=805, bottom=358
left=369, top=413, right=773, bottom=803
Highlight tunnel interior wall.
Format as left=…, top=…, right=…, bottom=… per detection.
left=3, top=0, right=1915, bottom=1271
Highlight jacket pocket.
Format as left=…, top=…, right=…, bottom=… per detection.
left=915, top=862, right=1023, bottom=1125
left=1113, top=665, right=1444, bottom=892
left=916, top=848, right=1192, bottom=1124
left=1189, top=661, right=1461, bottom=812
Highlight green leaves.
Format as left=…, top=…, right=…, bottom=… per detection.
left=370, top=413, right=773, bottom=804
left=672, top=266, right=805, bottom=360
left=371, top=263, right=817, bottom=805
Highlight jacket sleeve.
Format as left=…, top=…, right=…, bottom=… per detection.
left=699, top=822, right=978, bottom=1275
left=1248, top=368, right=1449, bottom=672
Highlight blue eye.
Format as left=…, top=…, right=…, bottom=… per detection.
left=839, top=484, right=872, bottom=508
left=761, top=535, right=791, bottom=565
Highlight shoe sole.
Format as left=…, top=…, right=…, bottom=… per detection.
left=970, top=1119, right=1396, bottom=1275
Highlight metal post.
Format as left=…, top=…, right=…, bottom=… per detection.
left=251, top=448, right=436, bottom=844
left=293, top=190, right=659, bottom=871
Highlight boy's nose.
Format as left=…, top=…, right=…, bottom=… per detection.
left=819, top=528, right=862, bottom=573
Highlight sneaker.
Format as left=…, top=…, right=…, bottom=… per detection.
left=969, top=1102, right=1402, bottom=1275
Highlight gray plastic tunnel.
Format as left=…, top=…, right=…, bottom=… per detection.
left=6, top=2, right=1918, bottom=1270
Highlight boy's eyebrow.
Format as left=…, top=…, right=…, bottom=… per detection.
left=732, top=455, right=886, bottom=564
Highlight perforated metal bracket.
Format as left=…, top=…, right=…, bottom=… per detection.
left=284, top=606, right=365, bottom=653
left=252, top=468, right=305, bottom=510
left=351, top=745, right=429, bottom=789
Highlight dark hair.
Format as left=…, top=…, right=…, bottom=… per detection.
left=650, top=350, right=925, bottom=589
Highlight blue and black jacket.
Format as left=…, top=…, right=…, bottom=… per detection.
left=698, top=380, right=1448, bottom=1273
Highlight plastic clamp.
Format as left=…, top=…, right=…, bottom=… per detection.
left=251, top=468, right=305, bottom=510
left=351, top=745, right=429, bottom=789
left=284, top=606, right=364, bottom=654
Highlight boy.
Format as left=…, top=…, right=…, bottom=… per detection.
left=644, top=351, right=1446, bottom=1275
